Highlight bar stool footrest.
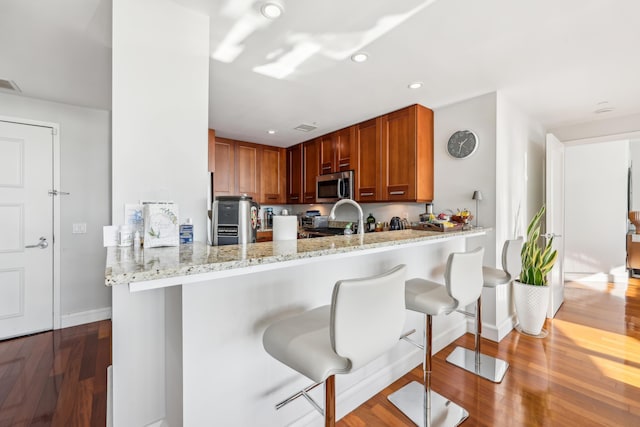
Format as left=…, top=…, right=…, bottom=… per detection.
left=446, top=346, right=509, bottom=383
left=388, top=381, right=468, bottom=427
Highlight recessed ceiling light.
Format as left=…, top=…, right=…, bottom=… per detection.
left=267, top=129, right=277, bottom=134
left=594, top=101, right=614, bottom=114
left=408, top=82, right=423, bottom=89
left=261, top=2, right=283, bottom=19
left=350, top=52, right=369, bottom=63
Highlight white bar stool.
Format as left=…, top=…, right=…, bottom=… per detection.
left=388, top=247, right=484, bottom=427
left=446, top=238, right=522, bottom=383
left=262, top=264, right=407, bottom=427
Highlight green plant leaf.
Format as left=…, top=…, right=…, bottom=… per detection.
left=519, top=205, right=557, bottom=286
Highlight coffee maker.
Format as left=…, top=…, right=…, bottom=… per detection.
left=212, top=195, right=259, bottom=246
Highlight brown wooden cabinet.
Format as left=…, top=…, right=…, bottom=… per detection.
left=319, top=127, right=354, bottom=175
left=261, top=145, right=286, bottom=204
left=214, top=137, right=235, bottom=196
left=215, top=137, right=285, bottom=204
left=257, top=230, right=273, bottom=243
left=335, top=127, right=354, bottom=172
left=235, top=141, right=261, bottom=201
left=286, top=144, right=302, bottom=204
left=381, top=104, right=433, bottom=202
left=354, top=118, right=381, bottom=202
left=319, top=134, right=335, bottom=175
left=302, top=139, right=319, bottom=203
left=354, top=104, right=433, bottom=202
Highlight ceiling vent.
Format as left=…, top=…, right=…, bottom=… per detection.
left=0, top=79, right=21, bottom=93
left=294, top=124, right=317, bottom=132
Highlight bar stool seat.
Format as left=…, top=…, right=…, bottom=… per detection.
left=446, top=237, right=523, bottom=383
left=389, top=247, right=484, bottom=427
left=263, top=306, right=350, bottom=384
left=481, top=266, right=510, bottom=287
left=263, top=264, right=407, bottom=427
left=405, top=278, right=457, bottom=315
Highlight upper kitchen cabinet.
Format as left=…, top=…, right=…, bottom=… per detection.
left=215, top=137, right=284, bottom=203
left=319, top=134, right=335, bottom=175
left=302, top=139, right=319, bottom=203
left=214, top=137, right=235, bottom=196
left=208, top=129, right=216, bottom=172
left=381, top=104, right=434, bottom=202
left=236, top=141, right=261, bottom=201
left=319, top=127, right=354, bottom=175
left=261, top=145, right=286, bottom=204
left=335, top=127, right=355, bottom=172
left=355, top=118, right=381, bottom=202
left=286, top=144, right=303, bottom=204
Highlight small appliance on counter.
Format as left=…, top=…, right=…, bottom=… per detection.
left=212, top=195, right=259, bottom=246
left=301, top=215, right=328, bottom=229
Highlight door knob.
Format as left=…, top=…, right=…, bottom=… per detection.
left=25, top=237, right=48, bottom=249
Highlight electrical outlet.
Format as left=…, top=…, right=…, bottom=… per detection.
left=72, top=223, right=87, bottom=234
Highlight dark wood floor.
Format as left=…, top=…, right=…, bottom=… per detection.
left=1, top=280, right=639, bottom=426
left=0, top=320, right=111, bottom=427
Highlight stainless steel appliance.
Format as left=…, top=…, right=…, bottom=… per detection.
left=316, top=170, right=354, bottom=203
left=301, top=215, right=328, bottom=229
left=212, top=195, right=259, bottom=246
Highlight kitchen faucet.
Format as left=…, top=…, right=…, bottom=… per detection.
left=329, top=199, right=365, bottom=236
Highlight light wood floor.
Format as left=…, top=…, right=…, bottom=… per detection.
left=0, top=280, right=638, bottom=426
left=339, top=280, right=640, bottom=427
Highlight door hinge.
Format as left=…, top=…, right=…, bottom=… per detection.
left=51, top=127, right=58, bottom=135
left=48, top=190, right=70, bottom=196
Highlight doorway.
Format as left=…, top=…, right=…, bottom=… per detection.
left=0, top=117, right=61, bottom=339
left=563, top=133, right=640, bottom=283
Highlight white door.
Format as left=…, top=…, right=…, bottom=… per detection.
left=0, top=120, right=53, bottom=339
left=546, top=133, right=565, bottom=317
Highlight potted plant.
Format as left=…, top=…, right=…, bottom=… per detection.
left=513, top=205, right=558, bottom=335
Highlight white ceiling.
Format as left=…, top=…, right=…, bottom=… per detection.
left=2, top=0, right=640, bottom=147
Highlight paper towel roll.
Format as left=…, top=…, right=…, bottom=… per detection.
left=273, top=215, right=298, bottom=241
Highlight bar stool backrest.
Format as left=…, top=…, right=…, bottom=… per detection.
left=330, top=264, right=407, bottom=371
left=502, top=237, right=524, bottom=279
left=445, top=247, right=485, bottom=308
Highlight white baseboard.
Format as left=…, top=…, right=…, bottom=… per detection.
left=60, top=306, right=112, bottom=328
left=480, top=314, right=517, bottom=342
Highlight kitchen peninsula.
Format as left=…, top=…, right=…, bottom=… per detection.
left=106, top=228, right=487, bottom=426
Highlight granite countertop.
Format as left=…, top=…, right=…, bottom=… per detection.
left=105, top=228, right=487, bottom=287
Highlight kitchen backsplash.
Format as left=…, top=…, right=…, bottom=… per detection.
left=259, top=202, right=467, bottom=226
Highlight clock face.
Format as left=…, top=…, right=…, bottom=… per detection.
left=447, top=130, right=478, bottom=159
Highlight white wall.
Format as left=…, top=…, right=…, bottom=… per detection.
left=111, top=0, right=210, bottom=240
left=111, top=1, right=209, bottom=425
left=495, top=93, right=546, bottom=260
left=630, top=139, right=640, bottom=212
left=564, top=141, right=628, bottom=276
left=434, top=92, right=498, bottom=266
left=0, top=92, right=111, bottom=317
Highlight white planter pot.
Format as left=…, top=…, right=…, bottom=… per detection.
left=513, top=280, right=550, bottom=335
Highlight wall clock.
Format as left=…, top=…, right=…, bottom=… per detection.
left=447, top=130, right=478, bottom=159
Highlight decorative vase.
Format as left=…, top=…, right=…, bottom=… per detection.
left=513, top=280, right=550, bottom=335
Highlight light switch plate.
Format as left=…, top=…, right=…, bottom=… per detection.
left=73, top=223, right=87, bottom=234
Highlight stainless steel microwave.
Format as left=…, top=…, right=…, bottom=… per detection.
left=316, top=170, right=354, bottom=203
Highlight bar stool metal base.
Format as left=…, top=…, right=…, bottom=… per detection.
left=388, top=381, right=469, bottom=427
left=446, top=347, right=509, bottom=383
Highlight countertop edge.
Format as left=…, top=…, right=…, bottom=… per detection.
left=106, top=228, right=490, bottom=289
